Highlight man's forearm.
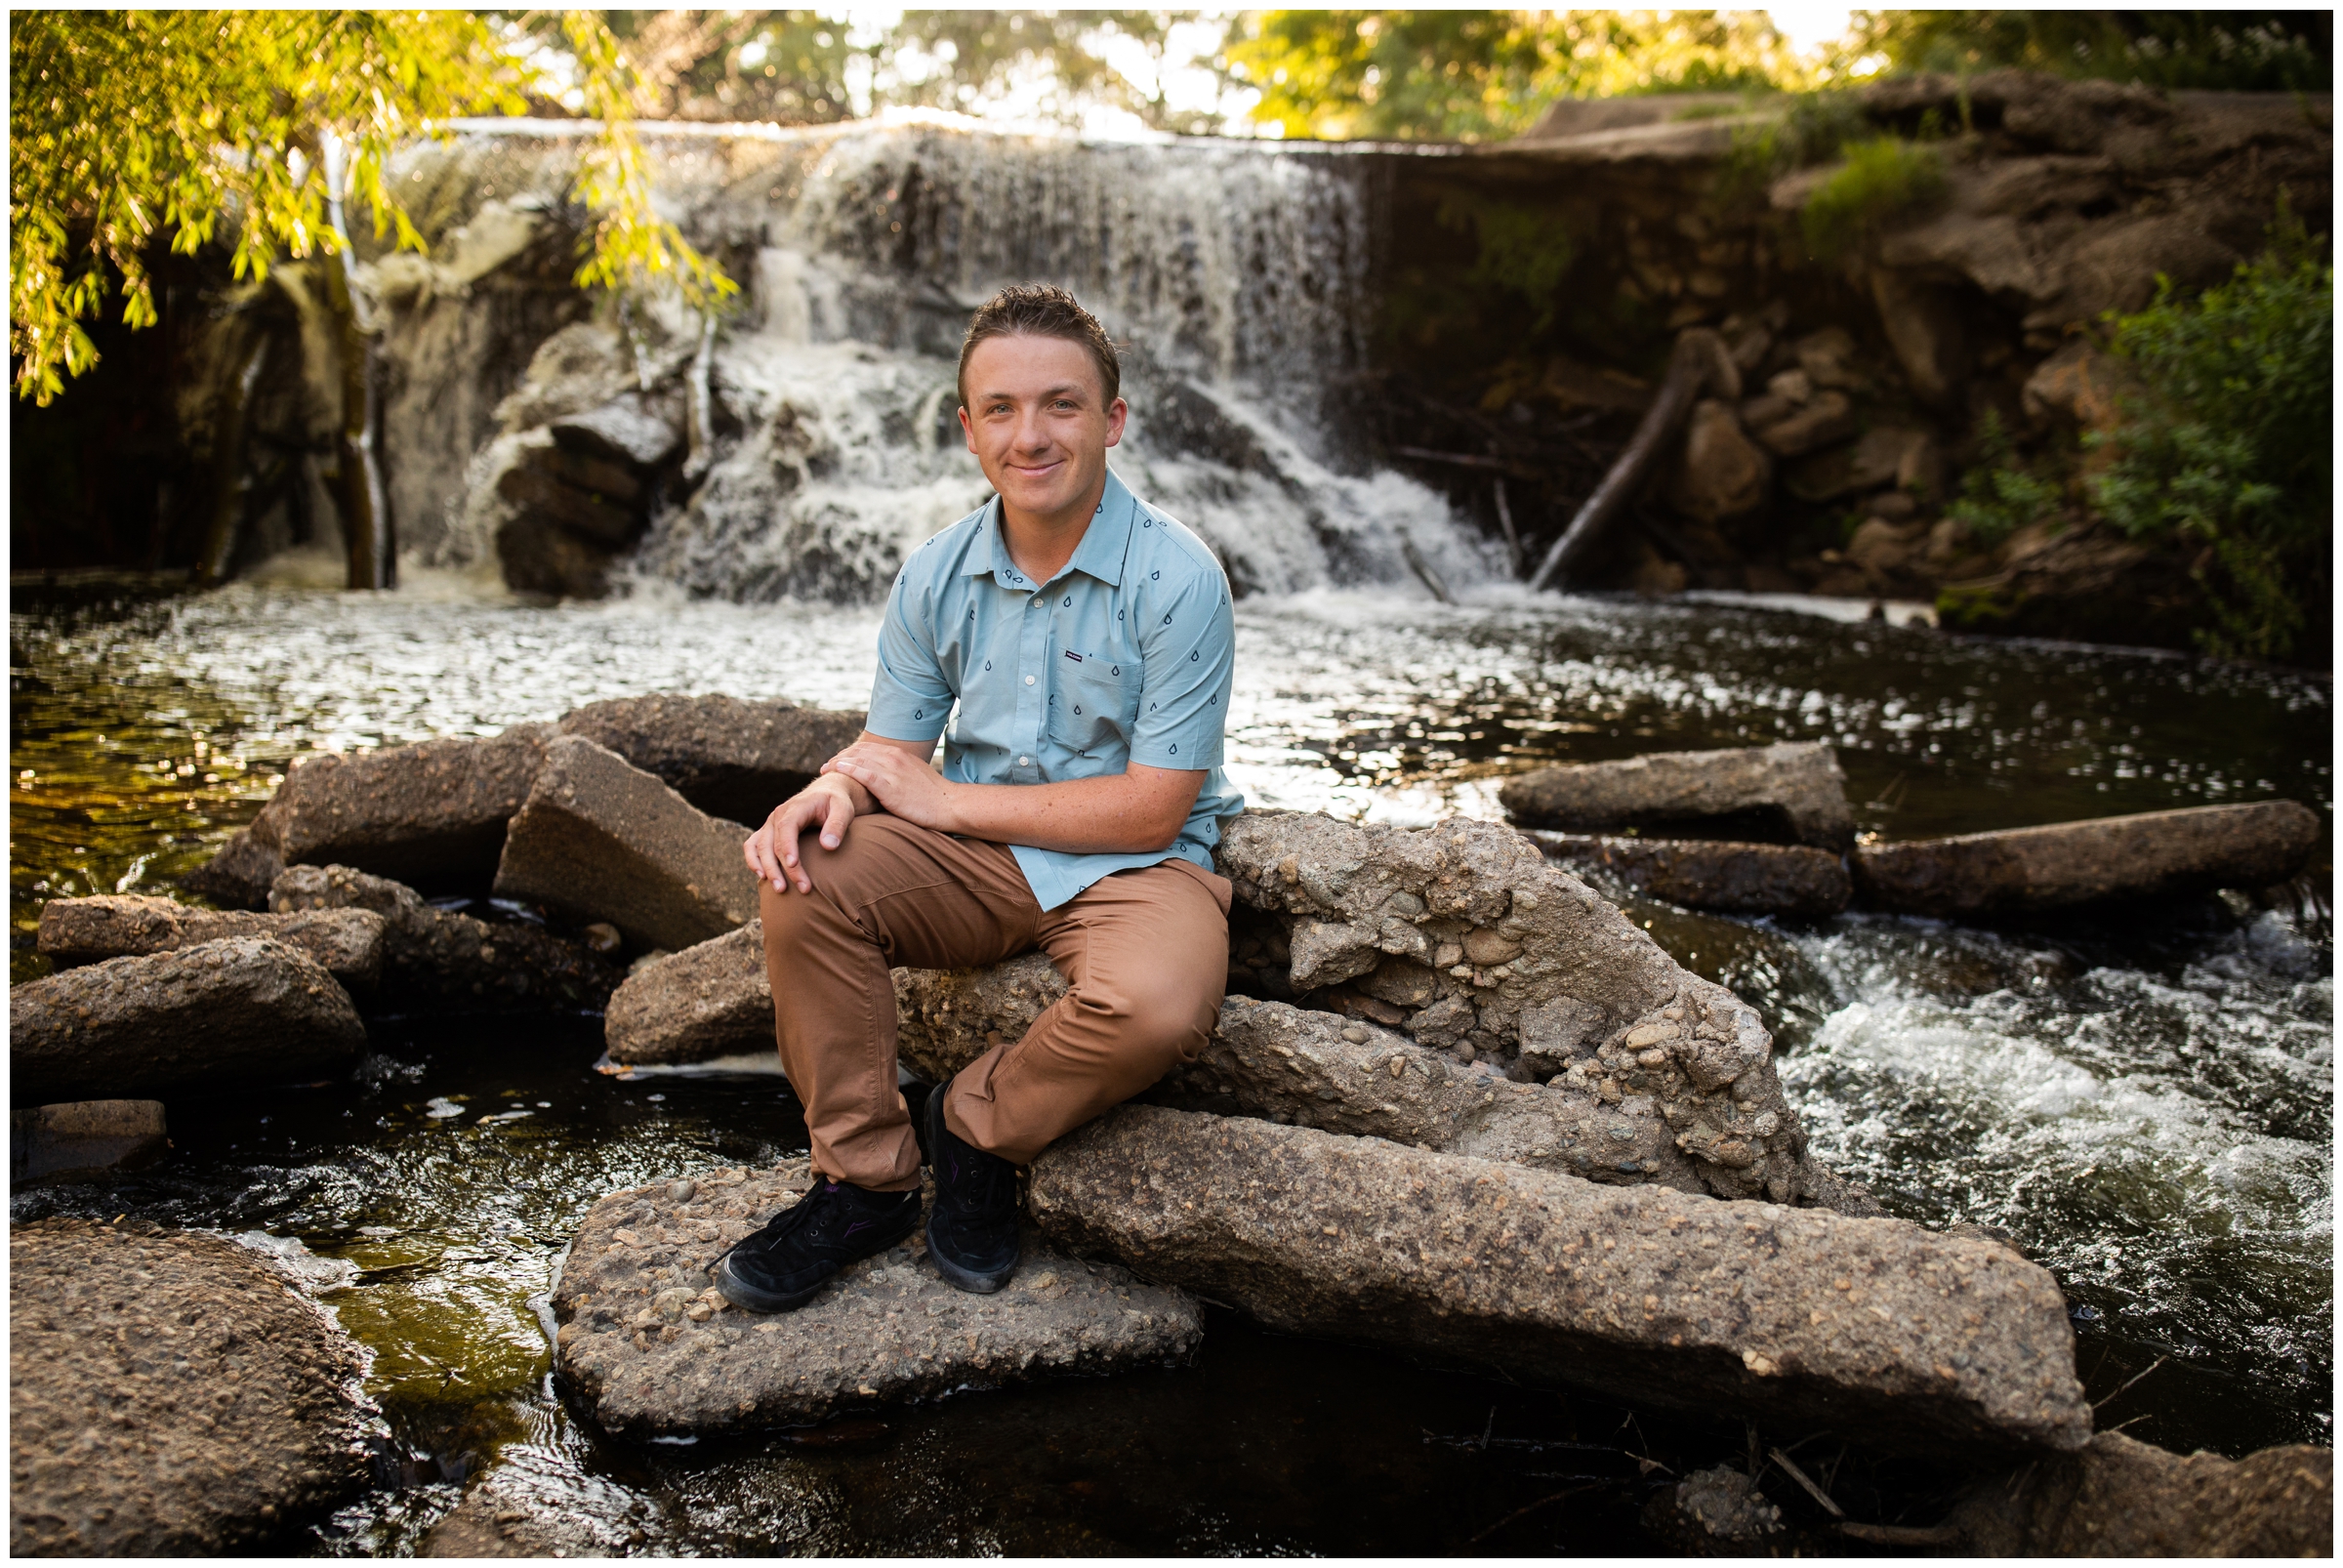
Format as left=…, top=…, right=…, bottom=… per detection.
left=935, top=772, right=1191, bottom=855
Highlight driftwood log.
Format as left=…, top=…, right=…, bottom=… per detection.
left=1529, top=328, right=1737, bottom=593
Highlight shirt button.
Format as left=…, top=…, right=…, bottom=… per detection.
left=1018, top=755, right=1032, bottom=766
left=1024, top=674, right=1036, bottom=685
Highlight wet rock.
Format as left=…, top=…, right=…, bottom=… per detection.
left=1867, top=267, right=1969, bottom=409
left=11, top=937, right=365, bottom=1104
left=184, top=724, right=553, bottom=907
left=1029, top=1106, right=2093, bottom=1457
left=1933, top=519, right=2205, bottom=651
left=1853, top=801, right=2322, bottom=919
left=1499, top=743, right=1854, bottom=851
left=9, top=1218, right=375, bottom=1553
left=552, top=1159, right=1202, bottom=1437
left=1665, top=399, right=1772, bottom=523
left=1938, top=1430, right=2331, bottom=1555
left=1665, top=1465, right=1784, bottom=1545
left=493, top=735, right=760, bottom=953
left=604, top=921, right=771, bottom=1065
left=418, top=1460, right=623, bottom=1558
left=270, top=864, right=623, bottom=1015
left=2020, top=337, right=2132, bottom=433
left=10, top=1099, right=169, bottom=1183
left=551, top=391, right=681, bottom=468
left=555, top=692, right=865, bottom=828
left=1520, top=830, right=1852, bottom=917
left=37, top=895, right=386, bottom=993
left=892, top=952, right=1070, bottom=1084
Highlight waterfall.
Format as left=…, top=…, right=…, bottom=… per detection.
left=374, top=119, right=1496, bottom=601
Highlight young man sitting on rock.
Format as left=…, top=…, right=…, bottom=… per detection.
left=720, top=283, right=1243, bottom=1312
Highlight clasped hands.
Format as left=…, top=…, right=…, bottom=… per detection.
left=742, top=739, right=952, bottom=895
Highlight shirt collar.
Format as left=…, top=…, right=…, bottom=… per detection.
left=961, top=469, right=1137, bottom=591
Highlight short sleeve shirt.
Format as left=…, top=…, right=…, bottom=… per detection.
left=864, top=467, right=1245, bottom=911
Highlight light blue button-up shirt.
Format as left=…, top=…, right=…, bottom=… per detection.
left=865, top=468, right=1245, bottom=911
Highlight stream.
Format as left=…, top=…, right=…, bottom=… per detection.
left=9, top=570, right=2331, bottom=1552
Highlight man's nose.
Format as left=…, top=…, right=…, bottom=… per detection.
left=1010, top=410, right=1054, bottom=453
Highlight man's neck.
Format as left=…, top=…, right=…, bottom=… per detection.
left=999, top=471, right=1108, bottom=587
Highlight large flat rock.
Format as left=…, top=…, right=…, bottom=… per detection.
left=494, top=735, right=760, bottom=953
left=11, top=937, right=366, bottom=1104
left=269, top=865, right=622, bottom=1015
left=556, top=693, right=865, bottom=828
left=11, top=1099, right=170, bottom=1183
left=1853, top=801, right=2322, bottom=918
left=552, top=1159, right=1202, bottom=1437
left=10, top=1218, right=376, bottom=1553
left=1029, top=1105, right=2091, bottom=1458
left=1520, top=830, right=1852, bottom=917
left=184, top=724, right=553, bottom=907
left=1942, top=1430, right=2331, bottom=1555
left=1498, top=743, right=1855, bottom=851
left=37, top=895, right=386, bottom=993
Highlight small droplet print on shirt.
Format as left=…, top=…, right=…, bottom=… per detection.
left=1190, top=649, right=1200, bottom=661
left=1163, top=612, right=1173, bottom=625
left=1062, top=595, right=1072, bottom=606
left=1151, top=569, right=1160, bottom=580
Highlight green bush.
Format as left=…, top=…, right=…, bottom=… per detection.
left=1716, top=88, right=1868, bottom=205
left=1798, top=136, right=1946, bottom=259
left=1945, top=410, right=2067, bottom=546
left=2087, top=212, right=2333, bottom=660
left=1436, top=193, right=1577, bottom=334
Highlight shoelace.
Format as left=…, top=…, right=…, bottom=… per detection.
left=939, top=1144, right=1015, bottom=1221
left=710, top=1182, right=834, bottom=1269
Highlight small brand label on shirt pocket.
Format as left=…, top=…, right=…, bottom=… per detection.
left=1048, top=650, right=1142, bottom=755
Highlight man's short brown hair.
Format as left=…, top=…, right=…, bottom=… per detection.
left=956, top=283, right=1121, bottom=410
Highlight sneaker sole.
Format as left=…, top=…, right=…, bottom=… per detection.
left=712, top=1200, right=923, bottom=1314
left=924, top=1091, right=1019, bottom=1295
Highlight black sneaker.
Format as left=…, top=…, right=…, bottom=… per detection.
left=711, top=1177, right=921, bottom=1313
left=924, top=1089, right=1020, bottom=1294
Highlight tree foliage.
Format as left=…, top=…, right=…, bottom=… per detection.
left=2087, top=212, right=2333, bottom=659
left=1850, top=10, right=2332, bottom=92
left=1222, top=10, right=1812, bottom=143
left=10, top=10, right=734, bottom=405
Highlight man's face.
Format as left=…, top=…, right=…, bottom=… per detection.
left=958, top=333, right=1127, bottom=523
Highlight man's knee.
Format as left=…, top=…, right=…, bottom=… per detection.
left=1071, top=965, right=1222, bottom=1067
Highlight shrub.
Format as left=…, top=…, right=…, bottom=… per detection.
left=2086, top=211, right=2333, bottom=660
left=1944, top=410, right=2067, bottom=546
left=1798, top=136, right=1946, bottom=259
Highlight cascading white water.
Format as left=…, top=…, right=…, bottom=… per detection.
left=602, top=121, right=1497, bottom=602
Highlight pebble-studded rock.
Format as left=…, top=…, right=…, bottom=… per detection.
left=10, top=1218, right=377, bottom=1554
left=553, top=1159, right=1203, bottom=1437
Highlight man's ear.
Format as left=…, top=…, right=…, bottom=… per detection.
left=1105, top=396, right=1128, bottom=448
left=958, top=403, right=976, bottom=453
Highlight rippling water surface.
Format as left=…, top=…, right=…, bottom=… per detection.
left=10, top=573, right=2331, bottom=1550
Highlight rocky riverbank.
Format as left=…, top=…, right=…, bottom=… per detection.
left=8, top=694, right=2329, bottom=1552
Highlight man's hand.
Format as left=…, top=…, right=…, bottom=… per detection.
left=822, top=740, right=962, bottom=834
left=744, top=774, right=864, bottom=895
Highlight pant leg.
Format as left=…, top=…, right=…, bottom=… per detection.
left=943, top=856, right=1231, bottom=1165
left=760, top=816, right=1039, bottom=1190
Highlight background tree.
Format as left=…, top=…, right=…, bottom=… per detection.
left=1848, top=10, right=2331, bottom=91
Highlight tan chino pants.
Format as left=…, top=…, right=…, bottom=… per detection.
left=759, top=815, right=1231, bottom=1190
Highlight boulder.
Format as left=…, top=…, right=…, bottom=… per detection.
left=269, top=864, right=623, bottom=1015
left=1747, top=389, right=1856, bottom=457
left=2020, top=337, right=2132, bottom=433
left=1785, top=426, right=1939, bottom=504
left=1031, top=1106, right=2091, bottom=1456
left=419, top=1471, right=616, bottom=1559
left=1933, top=519, right=2204, bottom=652
left=183, top=724, right=553, bottom=907
left=551, top=1159, right=1202, bottom=1437
left=37, top=895, right=386, bottom=993
left=1499, top=743, right=1854, bottom=850
left=550, top=391, right=681, bottom=469
left=1939, top=1430, right=2331, bottom=1555
left=1852, top=801, right=2321, bottom=918
left=1519, top=830, right=1853, bottom=917
left=10, top=1099, right=169, bottom=1183
left=1665, top=399, right=1773, bottom=523
left=493, top=735, right=760, bottom=953
left=10, top=1218, right=375, bottom=1553
left=604, top=920, right=770, bottom=1065
left=555, top=693, right=865, bottom=828
left=11, top=938, right=366, bottom=1104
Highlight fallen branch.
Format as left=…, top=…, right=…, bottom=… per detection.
left=1463, top=1484, right=1599, bottom=1547
left=1838, top=1520, right=1961, bottom=1547
left=1769, top=1446, right=1844, bottom=1517
left=1528, top=328, right=1730, bottom=593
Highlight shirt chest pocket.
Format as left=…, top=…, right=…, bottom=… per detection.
left=1048, top=650, right=1142, bottom=757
